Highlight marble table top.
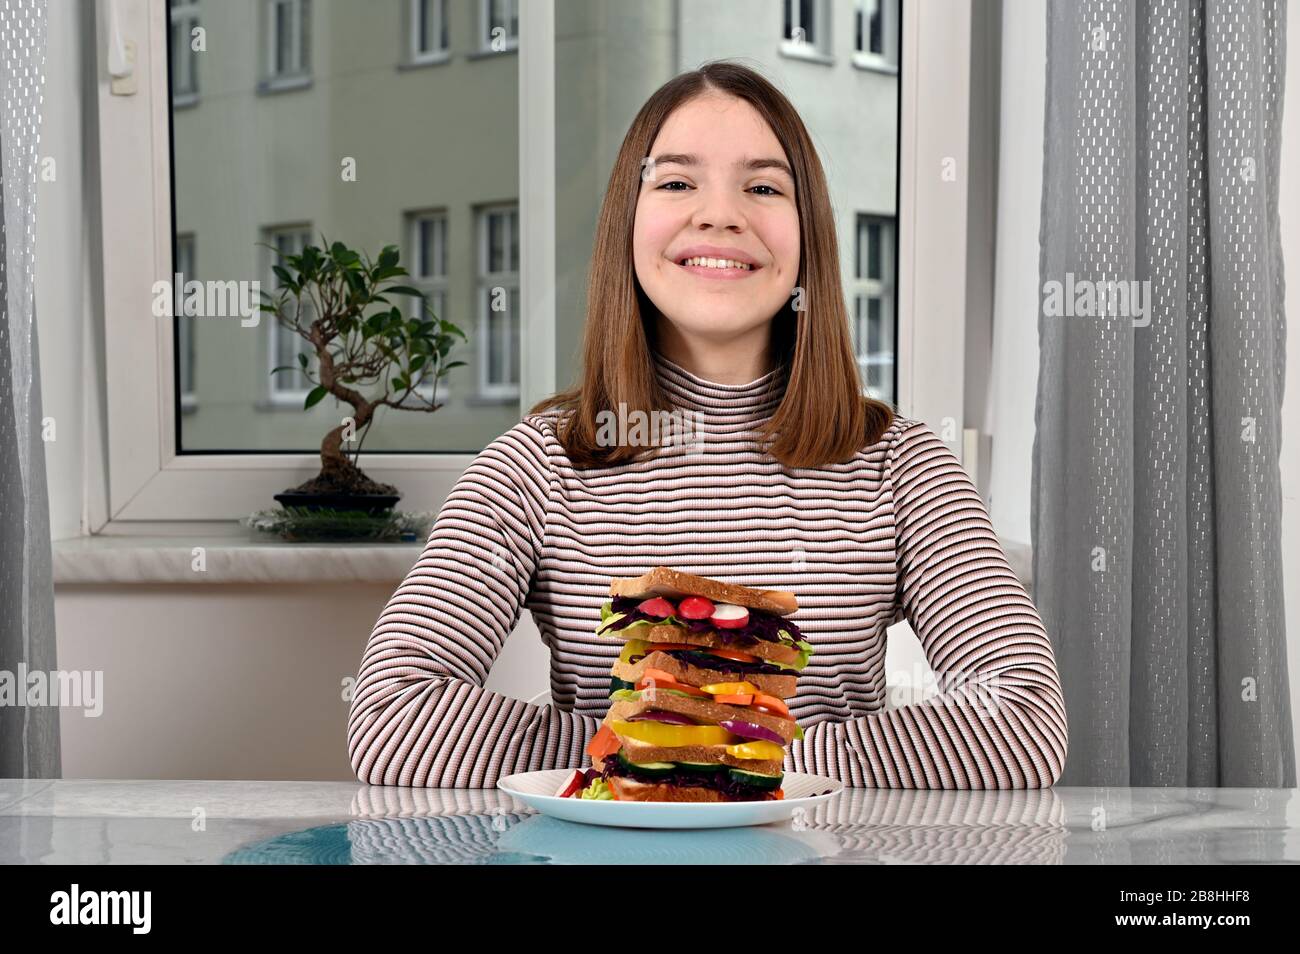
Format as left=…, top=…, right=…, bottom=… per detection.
left=1, top=780, right=1295, bottom=864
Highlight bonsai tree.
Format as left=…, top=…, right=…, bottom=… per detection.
left=262, top=237, right=466, bottom=498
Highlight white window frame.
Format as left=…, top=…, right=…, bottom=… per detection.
left=168, top=0, right=199, bottom=106
left=407, top=0, right=450, bottom=65
left=405, top=210, right=451, bottom=405
left=851, top=214, right=896, bottom=403
left=853, top=0, right=901, bottom=72
left=479, top=0, right=519, bottom=53
left=263, top=225, right=316, bottom=406
left=476, top=205, right=521, bottom=401
left=780, top=0, right=833, bottom=63
left=92, top=0, right=964, bottom=528
left=261, top=0, right=311, bottom=92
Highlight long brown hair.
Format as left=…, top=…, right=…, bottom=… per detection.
left=530, top=60, right=895, bottom=469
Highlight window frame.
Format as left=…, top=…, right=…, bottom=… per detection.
left=93, top=0, right=965, bottom=529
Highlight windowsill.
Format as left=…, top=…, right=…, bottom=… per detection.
left=778, top=41, right=835, bottom=65
left=52, top=533, right=422, bottom=585
left=465, top=45, right=518, bottom=61
left=398, top=51, right=452, bottom=71
left=466, top=392, right=519, bottom=406
left=51, top=533, right=1033, bottom=589
left=256, top=74, right=313, bottom=96
left=851, top=51, right=899, bottom=74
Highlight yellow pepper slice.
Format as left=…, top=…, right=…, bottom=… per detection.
left=700, top=681, right=760, bottom=696
left=725, top=740, right=786, bottom=761
left=611, top=719, right=735, bottom=747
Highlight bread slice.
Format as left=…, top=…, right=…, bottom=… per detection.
left=613, top=650, right=798, bottom=699
left=607, top=689, right=800, bottom=745
left=614, top=622, right=805, bottom=667
left=605, top=776, right=779, bottom=803
left=610, top=567, right=798, bottom=616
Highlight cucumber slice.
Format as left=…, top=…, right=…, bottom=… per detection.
left=615, top=750, right=676, bottom=778
left=728, top=767, right=783, bottom=790
left=609, top=675, right=636, bottom=694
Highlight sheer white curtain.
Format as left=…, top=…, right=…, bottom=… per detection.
left=0, top=0, right=56, bottom=778
left=1033, top=0, right=1293, bottom=787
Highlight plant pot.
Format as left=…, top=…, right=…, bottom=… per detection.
left=274, top=491, right=401, bottom=516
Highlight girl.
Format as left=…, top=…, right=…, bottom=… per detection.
left=347, top=61, right=1068, bottom=789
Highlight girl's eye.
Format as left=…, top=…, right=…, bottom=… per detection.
left=656, top=180, right=690, bottom=191
left=749, top=184, right=781, bottom=196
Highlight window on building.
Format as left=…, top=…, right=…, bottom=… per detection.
left=406, top=211, right=450, bottom=403
left=169, top=0, right=200, bottom=104
left=782, top=0, right=831, bottom=59
left=265, top=226, right=317, bottom=404
left=481, top=0, right=519, bottom=52
left=477, top=206, right=520, bottom=399
left=855, top=0, right=900, bottom=69
left=264, top=0, right=311, bottom=87
left=410, top=0, right=449, bottom=63
left=852, top=214, right=896, bottom=403
left=175, top=233, right=197, bottom=410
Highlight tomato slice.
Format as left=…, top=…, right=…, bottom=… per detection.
left=749, top=692, right=792, bottom=719
left=713, top=693, right=755, bottom=705
left=707, top=647, right=761, bottom=663
left=585, top=724, right=622, bottom=761
left=773, top=788, right=785, bottom=800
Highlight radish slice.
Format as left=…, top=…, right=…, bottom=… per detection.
left=710, top=603, right=750, bottom=629
left=677, top=596, right=716, bottom=620
left=637, top=597, right=677, bottom=619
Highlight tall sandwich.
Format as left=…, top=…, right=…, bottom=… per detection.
left=569, top=567, right=813, bottom=803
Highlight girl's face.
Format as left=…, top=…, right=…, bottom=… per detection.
left=633, top=92, right=801, bottom=348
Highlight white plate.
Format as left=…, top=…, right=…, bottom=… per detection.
left=496, top=769, right=843, bottom=829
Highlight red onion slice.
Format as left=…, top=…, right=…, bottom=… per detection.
left=719, top=720, right=784, bottom=745
left=625, top=709, right=696, bottom=726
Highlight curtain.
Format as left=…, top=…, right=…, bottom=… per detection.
left=1033, top=0, right=1292, bottom=786
left=0, top=0, right=57, bottom=778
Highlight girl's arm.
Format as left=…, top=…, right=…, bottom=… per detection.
left=788, top=420, right=1069, bottom=788
left=347, top=420, right=599, bottom=788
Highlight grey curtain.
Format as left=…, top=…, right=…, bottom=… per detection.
left=1034, top=0, right=1292, bottom=786
left=0, top=0, right=57, bottom=778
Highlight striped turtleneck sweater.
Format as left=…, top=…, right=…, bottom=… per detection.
left=347, top=349, right=1069, bottom=789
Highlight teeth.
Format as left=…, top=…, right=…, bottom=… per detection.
left=680, top=256, right=753, bottom=270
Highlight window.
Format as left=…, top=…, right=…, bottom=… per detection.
left=855, top=0, right=900, bottom=70
left=782, top=0, right=831, bottom=61
left=409, top=0, right=449, bottom=63
left=169, top=0, right=200, bottom=105
left=477, top=206, right=520, bottom=399
left=263, top=0, right=311, bottom=89
left=852, top=215, right=896, bottom=403
left=175, top=233, right=197, bottom=410
left=480, top=0, right=518, bottom=53
left=406, top=211, right=450, bottom=403
left=265, top=226, right=316, bottom=404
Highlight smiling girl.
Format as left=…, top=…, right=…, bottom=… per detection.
left=347, top=61, right=1068, bottom=789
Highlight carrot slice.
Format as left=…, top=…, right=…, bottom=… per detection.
left=586, top=724, right=621, bottom=760
left=750, top=692, right=792, bottom=719
left=713, top=693, right=755, bottom=705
